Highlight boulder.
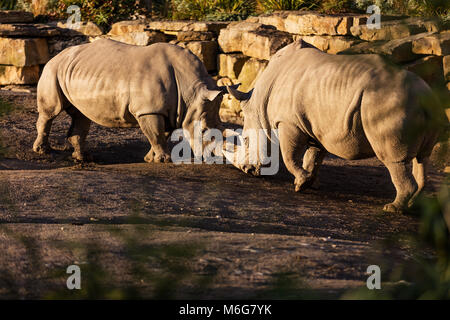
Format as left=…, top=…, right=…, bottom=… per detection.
left=174, top=41, right=218, bottom=72
left=0, top=10, right=34, bottom=23
left=147, top=21, right=229, bottom=34
left=218, top=22, right=276, bottom=53
left=351, top=18, right=429, bottom=41
left=47, top=36, right=88, bottom=57
left=246, top=11, right=290, bottom=32
left=412, top=32, right=450, bottom=56
left=0, top=65, right=40, bottom=85
left=176, top=31, right=215, bottom=41
left=0, top=38, right=49, bottom=67
left=109, top=20, right=150, bottom=36
left=285, top=12, right=354, bottom=36
left=340, top=32, right=434, bottom=63
left=108, top=31, right=166, bottom=46
left=404, top=56, right=445, bottom=88
left=241, top=29, right=293, bottom=60
left=0, top=23, right=60, bottom=37
left=237, top=58, right=268, bottom=92
left=444, top=55, right=450, bottom=82
left=56, top=21, right=103, bottom=37
left=218, top=53, right=249, bottom=80
left=294, top=35, right=361, bottom=54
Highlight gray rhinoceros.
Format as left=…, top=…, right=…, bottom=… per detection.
left=227, top=40, right=446, bottom=213
left=33, top=39, right=236, bottom=162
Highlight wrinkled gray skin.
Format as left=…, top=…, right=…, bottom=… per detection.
left=228, top=41, right=446, bottom=213
left=33, top=39, right=236, bottom=163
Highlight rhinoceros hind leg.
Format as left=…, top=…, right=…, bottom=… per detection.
left=137, top=114, right=171, bottom=163
left=383, top=161, right=418, bottom=213
left=302, top=146, right=326, bottom=189
left=33, top=114, right=56, bottom=154
left=66, top=108, right=91, bottom=162
left=278, top=122, right=311, bottom=192
left=408, top=157, right=428, bottom=207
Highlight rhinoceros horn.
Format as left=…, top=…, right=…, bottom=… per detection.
left=226, top=86, right=253, bottom=101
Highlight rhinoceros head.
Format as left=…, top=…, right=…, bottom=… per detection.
left=225, top=86, right=264, bottom=176
left=182, top=83, right=240, bottom=157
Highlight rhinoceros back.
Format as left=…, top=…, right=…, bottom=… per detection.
left=39, top=39, right=209, bottom=128
left=255, top=43, right=438, bottom=161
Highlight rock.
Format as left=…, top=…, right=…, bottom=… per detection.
left=109, top=31, right=166, bottom=46
left=444, top=56, right=450, bottom=82
left=175, top=41, right=218, bottom=72
left=412, top=32, right=450, bottom=56
left=0, top=38, right=49, bottom=67
left=285, top=12, right=354, bottom=35
left=237, top=58, right=268, bottom=92
left=0, top=23, right=60, bottom=37
left=176, top=31, right=215, bottom=41
left=294, top=35, right=361, bottom=54
left=340, top=32, right=433, bottom=63
left=47, top=36, right=88, bottom=57
left=218, top=54, right=249, bottom=80
left=0, top=10, right=34, bottom=23
left=350, top=18, right=428, bottom=41
left=56, top=21, right=103, bottom=37
left=218, top=22, right=277, bottom=53
left=0, top=65, right=40, bottom=85
left=147, top=21, right=229, bottom=34
left=246, top=11, right=290, bottom=32
left=241, top=29, right=292, bottom=60
left=109, top=20, right=150, bottom=36
left=404, top=56, right=445, bottom=88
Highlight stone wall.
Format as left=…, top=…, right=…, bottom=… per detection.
left=0, top=10, right=449, bottom=119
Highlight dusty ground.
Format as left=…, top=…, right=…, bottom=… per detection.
left=0, top=89, right=446, bottom=299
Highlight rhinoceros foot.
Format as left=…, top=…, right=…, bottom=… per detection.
left=294, top=174, right=314, bottom=192
left=72, top=151, right=93, bottom=162
left=144, top=149, right=171, bottom=163
left=383, top=203, right=404, bottom=214
left=33, top=143, right=54, bottom=155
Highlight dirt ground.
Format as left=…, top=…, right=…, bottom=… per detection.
left=0, top=89, right=446, bottom=299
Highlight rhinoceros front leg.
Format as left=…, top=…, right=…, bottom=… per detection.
left=66, top=108, right=91, bottom=162
left=137, top=114, right=171, bottom=163
left=278, top=122, right=312, bottom=192
left=301, top=146, right=326, bottom=189
left=383, top=161, right=418, bottom=213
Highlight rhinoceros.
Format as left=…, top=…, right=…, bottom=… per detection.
left=227, top=40, right=446, bottom=213
left=33, top=39, right=236, bottom=162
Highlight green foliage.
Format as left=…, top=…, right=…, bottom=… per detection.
left=257, top=0, right=318, bottom=12
left=0, top=0, right=17, bottom=10
left=172, top=0, right=255, bottom=21
left=320, top=0, right=359, bottom=13
left=47, top=0, right=146, bottom=28
left=354, top=0, right=449, bottom=17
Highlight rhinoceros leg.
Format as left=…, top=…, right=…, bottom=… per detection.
left=66, top=107, right=91, bottom=162
left=302, top=146, right=326, bottom=188
left=408, top=157, right=428, bottom=206
left=137, top=114, right=171, bottom=163
left=383, top=161, right=418, bottom=213
left=278, top=122, right=312, bottom=192
left=33, top=114, right=55, bottom=154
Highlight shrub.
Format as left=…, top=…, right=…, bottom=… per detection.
left=172, top=0, right=255, bottom=21
left=257, top=0, right=318, bottom=12
left=47, top=0, right=146, bottom=29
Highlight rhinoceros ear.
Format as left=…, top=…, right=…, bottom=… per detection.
left=227, top=86, right=253, bottom=102
left=203, top=89, right=223, bottom=101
